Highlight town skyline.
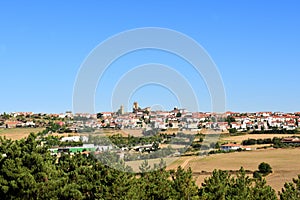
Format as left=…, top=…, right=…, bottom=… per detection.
left=2, top=107, right=300, bottom=135
left=3, top=105, right=300, bottom=115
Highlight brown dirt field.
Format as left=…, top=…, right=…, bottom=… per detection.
left=120, top=129, right=144, bottom=137
left=167, top=148, right=300, bottom=192
left=222, top=134, right=300, bottom=144
left=0, top=128, right=45, bottom=140
left=88, top=129, right=144, bottom=137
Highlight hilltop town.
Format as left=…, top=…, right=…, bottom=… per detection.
left=2, top=102, right=300, bottom=133
left=1, top=102, right=300, bottom=158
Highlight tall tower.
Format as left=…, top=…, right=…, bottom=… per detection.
left=133, top=102, right=139, bottom=112
left=120, top=105, right=124, bottom=115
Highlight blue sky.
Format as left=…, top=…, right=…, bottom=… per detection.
left=0, top=1, right=300, bottom=113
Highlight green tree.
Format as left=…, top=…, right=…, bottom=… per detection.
left=280, top=175, right=300, bottom=200
left=96, top=112, right=103, bottom=119
left=152, top=141, right=159, bottom=151
left=171, top=166, right=199, bottom=199
left=226, top=116, right=236, bottom=125
left=229, top=128, right=237, bottom=134
left=199, top=168, right=277, bottom=200
left=252, top=178, right=277, bottom=200
left=258, top=162, right=273, bottom=176
left=135, top=168, right=177, bottom=199
left=199, top=169, right=232, bottom=199
left=139, top=160, right=151, bottom=173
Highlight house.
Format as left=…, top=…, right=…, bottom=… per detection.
left=216, top=122, right=229, bottom=131
left=102, top=112, right=113, bottom=117
left=134, top=144, right=154, bottom=152
left=56, top=121, right=65, bottom=126
left=25, top=121, right=36, bottom=127
left=256, top=112, right=272, bottom=117
left=186, top=122, right=199, bottom=130
left=5, top=121, right=21, bottom=128
left=230, top=122, right=242, bottom=129
left=156, top=122, right=167, bottom=129
left=57, top=144, right=97, bottom=154
left=220, top=143, right=243, bottom=151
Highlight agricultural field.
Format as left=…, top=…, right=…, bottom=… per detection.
left=166, top=148, right=300, bottom=192
left=51, top=132, right=80, bottom=138
left=0, top=128, right=45, bottom=140
left=221, top=133, right=300, bottom=144
left=126, top=157, right=180, bottom=172
left=91, top=129, right=144, bottom=137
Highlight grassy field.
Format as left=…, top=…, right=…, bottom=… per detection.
left=166, top=148, right=300, bottom=192
left=0, top=128, right=45, bottom=140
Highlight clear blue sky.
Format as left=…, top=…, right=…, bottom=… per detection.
left=0, top=1, right=300, bottom=113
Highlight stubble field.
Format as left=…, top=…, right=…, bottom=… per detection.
left=166, top=148, right=300, bottom=192
left=0, top=128, right=45, bottom=140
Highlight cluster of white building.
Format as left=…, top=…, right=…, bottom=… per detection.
left=3, top=109, right=300, bottom=132
left=72, top=110, right=300, bottom=132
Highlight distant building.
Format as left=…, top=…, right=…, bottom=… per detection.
left=133, top=144, right=154, bottom=152
left=120, top=105, right=124, bottom=115
left=133, top=102, right=139, bottom=112
left=60, top=136, right=80, bottom=142
left=5, top=121, right=21, bottom=128
left=117, top=105, right=124, bottom=115
left=49, top=144, right=113, bottom=155
left=220, top=143, right=243, bottom=151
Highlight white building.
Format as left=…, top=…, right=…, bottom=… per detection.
left=221, top=144, right=243, bottom=151
left=61, top=136, right=80, bottom=142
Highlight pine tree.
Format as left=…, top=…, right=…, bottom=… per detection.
left=280, top=175, right=300, bottom=200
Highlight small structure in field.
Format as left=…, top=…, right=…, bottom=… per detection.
left=220, top=143, right=243, bottom=151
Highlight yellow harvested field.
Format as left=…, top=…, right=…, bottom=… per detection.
left=126, top=157, right=181, bottom=172
left=167, top=148, right=300, bottom=192
left=88, top=129, right=144, bottom=137
left=51, top=132, right=80, bottom=138
left=222, top=134, right=300, bottom=144
left=0, top=128, right=45, bottom=140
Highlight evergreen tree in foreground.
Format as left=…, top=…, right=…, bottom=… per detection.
left=1, top=133, right=300, bottom=199
left=199, top=167, right=277, bottom=200
left=280, top=175, right=300, bottom=200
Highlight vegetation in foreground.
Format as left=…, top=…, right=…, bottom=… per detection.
left=0, top=134, right=300, bottom=199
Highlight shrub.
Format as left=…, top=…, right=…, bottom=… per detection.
left=253, top=171, right=262, bottom=179
left=258, top=162, right=272, bottom=176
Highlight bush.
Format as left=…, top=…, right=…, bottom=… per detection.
left=258, top=162, right=272, bottom=176
left=229, top=128, right=237, bottom=134
left=253, top=171, right=262, bottom=179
